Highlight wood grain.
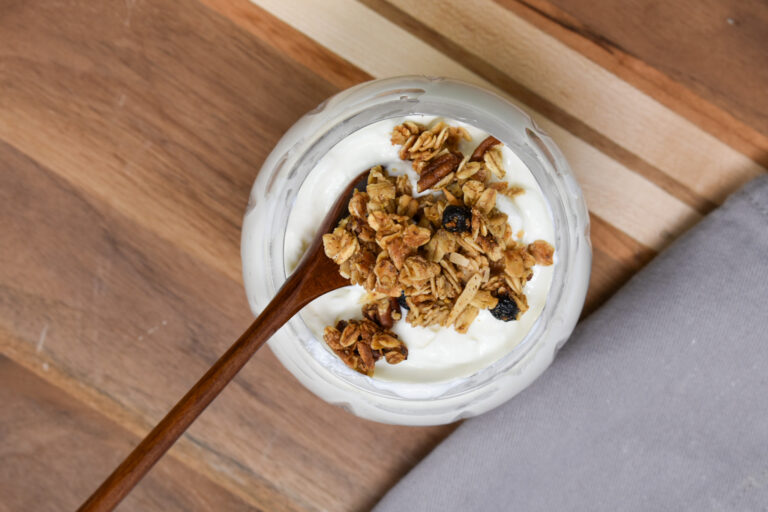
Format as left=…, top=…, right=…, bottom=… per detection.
left=0, top=139, right=301, bottom=512
left=198, top=0, right=672, bottom=301
left=200, top=0, right=370, bottom=89
left=540, top=0, right=768, bottom=140
left=368, top=0, right=764, bottom=203
left=0, top=355, right=255, bottom=512
left=1, top=0, right=767, bottom=510
left=583, top=215, right=656, bottom=317
left=498, top=0, right=768, bottom=167
left=0, top=0, right=339, bottom=283
left=249, top=0, right=703, bottom=251
left=0, top=2, right=452, bottom=509
left=361, top=0, right=715, bottom=214
left=78, top=171, right=358, bottom=512
left=200, top=0, right=666, bottom=310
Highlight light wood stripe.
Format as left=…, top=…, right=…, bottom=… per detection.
left=383, top=0, right=764, bottom=204
left=540, top=120, right=700, bottom=248
left=361, top=0, right=719, bottom=214
left=198, top=0, right=651, bottom=315
left=498, top=0, right=768, bottom=167
left=250, top=0, right=700, bottom=250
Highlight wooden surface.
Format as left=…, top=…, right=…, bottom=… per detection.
left=0, top=0, right=765, bottom=510
left=79, top=169, right=355, bottom=511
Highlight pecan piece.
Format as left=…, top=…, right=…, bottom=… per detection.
left=363, top=297, right=401, bottom=329
left=357, top=341, right=375, bottom=375
left=416, top=152, right=462, bottom=192
left=470, top=136, right=500, bottom=162
left=380, top=297, right=401, bottom=328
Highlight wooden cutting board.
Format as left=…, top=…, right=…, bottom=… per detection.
left=1, top=0, right=765, bottom=510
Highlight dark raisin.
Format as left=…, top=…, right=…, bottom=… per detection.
left=398, top=292, right=410, bottom=310
left=442, top=205, right=472, bottom=233
left=490, top=294, right=520, bottom=322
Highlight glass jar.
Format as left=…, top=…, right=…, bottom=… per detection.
left=241, top=76, right=591, bottom=426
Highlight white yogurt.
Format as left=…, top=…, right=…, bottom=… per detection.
left=285, top=116, right=555, bottom=383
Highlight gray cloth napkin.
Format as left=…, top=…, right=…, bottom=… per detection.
left=375, top=176, right=768, bottom=512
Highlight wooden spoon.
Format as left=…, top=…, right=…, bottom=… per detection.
left=78, top=171, right=369, bottom=512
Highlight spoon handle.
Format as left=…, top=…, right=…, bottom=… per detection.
left=78, top=168, right=361, bottom=511
left=77, top=276, right=304, bottom=512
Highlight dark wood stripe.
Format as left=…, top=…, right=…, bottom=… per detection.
left=498, top=0, right=768, bottom=168
left=0, top=355, right=257, bottom=512
left=583, top=213, right=656, bottom=317
left=360, top=0, right=717, bottom=213
left=0, top=138, right=302, bottom=512
left=0, top=0, right=343, bottom=283
left=198, top=0, right=373, bottom=89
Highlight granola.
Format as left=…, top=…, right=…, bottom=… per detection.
left=322, top=319, right=407, bottom=377
left=321, top=120, right=555, bottom=375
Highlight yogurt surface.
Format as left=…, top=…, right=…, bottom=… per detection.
left=284, top=116, right=555, bottom=383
